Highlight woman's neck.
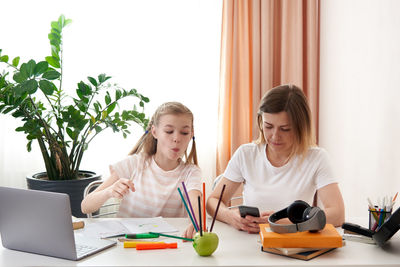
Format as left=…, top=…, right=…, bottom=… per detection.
left=266, top=146, right=291, bottom=167
left=153, top=153, right=179, bottom=171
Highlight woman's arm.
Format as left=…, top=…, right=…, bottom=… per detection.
left=317, top=183, right=345, bottom=227
left=206, top=177, right=263, bottom=233
left=81, top=172, right=135, bottom=214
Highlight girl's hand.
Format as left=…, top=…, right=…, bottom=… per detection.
left=108, top=178, right=135, bottom=199
left=182, top=223, right=196, bottom=240
left=228, top=209, right=274, bottom=233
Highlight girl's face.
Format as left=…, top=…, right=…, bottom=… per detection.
left=151, top=114, right=193, bottom=162
left=262, top=111, right=294, bottom=156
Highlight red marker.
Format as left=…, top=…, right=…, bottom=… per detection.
left=136, top=242, right=178, bottom=250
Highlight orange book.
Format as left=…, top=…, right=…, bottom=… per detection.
left=259, top=223, right=343, bottom=248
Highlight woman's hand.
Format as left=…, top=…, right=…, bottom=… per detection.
left=182, top=223, right=196, bottom=240
left=228, top=209, right=274, bottom=233
left=108, top=178, right=135, bottom=199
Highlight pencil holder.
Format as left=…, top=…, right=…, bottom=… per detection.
left=368, top=208, right=391, bottom=231
left=192, top=232, right=219, bottom=256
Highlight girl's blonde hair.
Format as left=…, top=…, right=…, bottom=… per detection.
left=255, top=84, right=315, bottom=159
left=129, top=102, right=198, bottom=165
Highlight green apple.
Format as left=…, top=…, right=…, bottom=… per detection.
left=192, top=232, right=219, bottom=256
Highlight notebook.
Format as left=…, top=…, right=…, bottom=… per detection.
left=261, top=246, right=336, bottom=261
left=259, top=223, right=343, bottom=248
left=0, top=186, right=116, bottom=261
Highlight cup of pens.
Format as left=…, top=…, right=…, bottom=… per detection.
left=368, top=207, right=391, bottom=231
left=178, top=182, right=226, bottom=256
left=367, top=194, right=397, bottom=232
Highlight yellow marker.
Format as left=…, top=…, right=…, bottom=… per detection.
left=123, top=241, right=165, bottom=248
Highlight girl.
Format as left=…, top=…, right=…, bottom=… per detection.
left=81, top=102, right=201, bottom=238
left=206, top=84, right=345, bottom=233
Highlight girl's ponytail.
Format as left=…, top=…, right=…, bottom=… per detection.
left=129, top=120, right=156, bottom=156
left=186, top=137, right=198, bottom=166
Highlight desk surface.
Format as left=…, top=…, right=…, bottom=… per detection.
left=1, top=217, right=400, bottom=267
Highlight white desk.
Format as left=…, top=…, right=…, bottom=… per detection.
left=1, top=218, right=400, bottom=266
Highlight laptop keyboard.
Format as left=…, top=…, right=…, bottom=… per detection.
left=76, top=243, right=98, bottom=257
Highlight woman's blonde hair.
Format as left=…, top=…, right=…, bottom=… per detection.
left=255, top=84, right=315, bottom=159
left=129, top=102, right=198, bottom=165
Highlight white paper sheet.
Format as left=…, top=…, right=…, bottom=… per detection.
left=82, top=217, right=178, bottom=238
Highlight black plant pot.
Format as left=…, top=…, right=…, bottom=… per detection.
left=26, top=171, right=101, bottom=218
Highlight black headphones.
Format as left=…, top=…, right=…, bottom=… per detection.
left=268, top=200, right=326, bottom=233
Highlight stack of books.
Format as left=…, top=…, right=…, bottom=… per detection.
left=259, top=224, right=343, bottom=260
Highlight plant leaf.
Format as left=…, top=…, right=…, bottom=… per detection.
left=42, top=70, right=60, bottom=80
left=51, top=45, right=60, bottom=60
left=39, top=80, right=56, bottom=95
left=12, top=56, right=20, bottom=67
left=66, top=127, right=76, bottom=139
left=22, top=79, right=38, bottom=94
left=13, top=72, right=27, bottom=83
left=51, top=21, right=61, bottom=32
left=58, top=15, right=65, bottom=28
left=64, top=19, right=72, bottom=26
left=105, top=92, right=111, bottom=105
left=34, top=61, right=49, bottom=76
left=98, top=74, right=106, bottom=83
left=87, top=76, right=97, bottom=86
left=26, top=59, right=36, bottom=77
left=27, top=140, right=33, bottom=152
left=45, top=56, right=60, bottom=68
left=0, top=55, right=9, bottom=63
left=107, top=102, right=116, bottom=114
left=94, top=125, right=102, bottom=133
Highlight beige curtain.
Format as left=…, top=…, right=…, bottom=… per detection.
left=217, top=0, right=320, bottom=175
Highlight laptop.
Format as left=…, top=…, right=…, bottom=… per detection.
left=0, top=186, right=116, bottom=260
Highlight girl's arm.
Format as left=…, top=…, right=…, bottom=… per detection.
left=81, top=172, right=135, bottom=214
left=317, top=183, right=345, bottom=227
left=183, top=189, right=202, bottom=238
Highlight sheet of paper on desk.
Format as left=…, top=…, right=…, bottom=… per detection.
left=82, top=217, right=178, bottom=238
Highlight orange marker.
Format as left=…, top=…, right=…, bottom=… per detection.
left=136, top=242, right=178, bottom=250
left=203, top=182, right=206, bottom=231
left=124, top=241, right=165, bottom=248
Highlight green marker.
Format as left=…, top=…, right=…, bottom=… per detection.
left=125, top=233, right=160, bottom=239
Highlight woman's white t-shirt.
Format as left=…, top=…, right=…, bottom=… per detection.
left=223, top=143, right=337, bottom=212
left=109, top=153, right=202, bottom=217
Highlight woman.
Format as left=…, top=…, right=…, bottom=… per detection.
left=206, top=84, right=345, bottom=233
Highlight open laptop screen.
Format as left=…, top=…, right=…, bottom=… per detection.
left=0, top=186, right=115, bottom=260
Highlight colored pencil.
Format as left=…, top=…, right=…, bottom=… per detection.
left=210, top=184, right=226, bottom=232
left=198, top=196, right=203, bottom=236
left=178, top=187, right=198, bottom=232
left=203, top=182, right=206, bottom=231
left=148, top=232, right=194, bottom=242
left=181, top=182, right=199, bottom=231
left=393, top=192, right=398, bottom=202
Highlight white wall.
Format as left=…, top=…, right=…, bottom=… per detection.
left=320, top=0, right=400, bottom=218
left=0, top=0, right=221, bottom=192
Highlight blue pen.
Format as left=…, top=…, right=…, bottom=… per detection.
left=378, top=209, right=384, bottom=229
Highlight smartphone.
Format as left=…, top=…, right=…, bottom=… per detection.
left=238, top=205, right=260, bottom=218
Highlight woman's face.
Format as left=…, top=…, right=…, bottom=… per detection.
left=262, top=111, right=294, bottom=156
left=151, top=114, right=193, bottom=162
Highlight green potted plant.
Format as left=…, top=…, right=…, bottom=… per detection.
left=0, top=15, right=149, bottom=217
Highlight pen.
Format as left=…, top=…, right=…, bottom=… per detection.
left=367, top=198, right=379, bottom=223
left=136, top=242, right=178, bottom=250
left=124, top=241, right=165, bottom=248
left=148, top=232, right=194, bottom=242
left=125, top=233, right=160, bottom=239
